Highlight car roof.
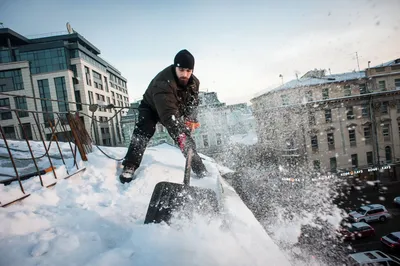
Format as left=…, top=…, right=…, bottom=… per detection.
left=352, top=222, right=370, bottom=228
left=390, top=232, right=400, bottom=238
left=368, top=204, right=384, bottom=208
left=360, top=204, right=384, bottom=210
left=349, top=250, right=390, bottom=263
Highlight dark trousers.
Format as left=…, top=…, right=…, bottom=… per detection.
left=123, top=103, right=206, bottom=175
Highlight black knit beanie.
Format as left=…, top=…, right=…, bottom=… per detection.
left=174, top=49, right=195, bottom=69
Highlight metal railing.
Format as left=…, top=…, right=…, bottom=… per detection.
left=0, top=108, right=91, bottom=207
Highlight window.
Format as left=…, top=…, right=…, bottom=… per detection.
left=344, top=85, right=351, bottom=96
left=0, top=50, right=11, bottom=63
left=2, top=126, right=15, bottom=139
left=351, top=154, right=358, bottom=168
left=104, top=77, right=109, bottom=92
left=322, top=88, right=329, bottom=100
left=92, top=70, right=101, bottom=80
left=20, top=123, right=33, bottom=140
left=359, top=83, right=367, bottom=94
left=84, top=66, right=91, bottom=86
left=364, top=126, right=371, bottom=145
left=349, top=129, right=356, bottom=147
left=305, top=91, right=313, bottom=102
left=395, top=79, right=400, bottom=90
left=362, top=104, right=370, bottom=117
left=0, top=69, right=24, bottom=92
left=216, top=133, right=222, bottom=145
left=381, top=101, right=389, bottom=114
left=311, top=135, right=318, bottom=150
left=14, top=96, right=28, bottom=117
left=346, top=106, right=354, bottom=120
left=330, top=157, right=337, bottom=172
left=308, top=111, right=316, bottom=126
left=88, top=91, right=94, bottom=104
left=382, top=124, right=390, bottom=141
left=367, top=151, right=373, bottom=166
left=327, top=133, right=335, bottom=150
left=202, top=135, right=209, bottom=148
left=54, top=77, right=69, bottom=113
left=0, top=98, right=12, bottom=120
left=325, top=109, right=332, bottom=123
left=385, top=146, right=392, bottom=163
left=313, top=160, right=320, bottom=171
left=378, top=80, right=386, bottom=91
left=106, top=97, right=111, bottom=113
left=281, top=95, right=289, bottom=106
left=74, top=91, right=82, bottom=111
left=37, top=79, right=54, bottom=127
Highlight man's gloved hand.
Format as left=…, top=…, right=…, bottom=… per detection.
left=184, top=119, right=200, bottom=131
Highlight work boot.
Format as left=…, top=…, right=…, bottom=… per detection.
left=119, top=165, right=136, bottom=184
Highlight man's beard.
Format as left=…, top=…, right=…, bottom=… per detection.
left=178, top=78, right=189, bottom=86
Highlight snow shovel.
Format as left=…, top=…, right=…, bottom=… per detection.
left=144, top=131, right=219, bottom=225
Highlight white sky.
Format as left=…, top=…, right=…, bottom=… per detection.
left=1, top=0, right=399, bottom=105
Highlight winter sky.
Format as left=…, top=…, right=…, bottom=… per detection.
left=1, top=0, right=399, bottom=105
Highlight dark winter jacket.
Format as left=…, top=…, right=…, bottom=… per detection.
left=142, top=65, right=200, bottom=140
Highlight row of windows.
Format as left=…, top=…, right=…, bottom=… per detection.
left=0, top=69, right=24, bottom=92
left=314, top=146, right=393, bottom=172
left=110, top=73, right=126, bottom=88
left=377, top=79, right=400, bottom=90
left=109, top=82, right=128, bottom=94
left=0, top=96, right=29, bottom=120
left=71, top=50, right=124, bottom=88
left=78, top=51, right=107, bottom=73
left=18, top=48, right=68, bottom=75
left=310, top=122, right=393, bottom=151
left=308, top=101, right=399, bottom=126
left=281, top=81, right=400, bottom=106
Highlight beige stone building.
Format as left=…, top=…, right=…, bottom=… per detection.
left=251, top=58, right=400, bottom=181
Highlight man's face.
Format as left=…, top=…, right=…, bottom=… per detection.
left=175, top=67, right=193, bottom=86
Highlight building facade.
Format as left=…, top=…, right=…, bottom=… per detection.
left=251, top=60, right=400, bottom=182
left=0, top=27, right=129, bottom=146
left=119, top=90, right=256, bottom=157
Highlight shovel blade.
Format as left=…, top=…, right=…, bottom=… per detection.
left=144, top=181, right=219, bottom=224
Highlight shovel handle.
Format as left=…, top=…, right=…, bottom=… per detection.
left=183, top=127, right=196, bottom=185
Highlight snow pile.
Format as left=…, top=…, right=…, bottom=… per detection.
left=227, top=164, right=347, bottom=265
left=0, top=141, right=291, bottom=266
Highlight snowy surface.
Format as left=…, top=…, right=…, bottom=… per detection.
left=269, top=71, right=365, bottom=93
left=0, top=140, right=291, bottom=266
left=253, top=70, right=366, bottom=98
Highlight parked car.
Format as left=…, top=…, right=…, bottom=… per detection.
left=394, top=196, right=400, bottom=208
left=337, top=222, right=375, bottom=241
left=381, top=232, right=400, bottom=251
left=348, top=204, right=391, bottom=223
left=347, top=250, right=400, bottom=265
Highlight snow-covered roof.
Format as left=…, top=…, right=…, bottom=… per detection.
left=371, top=58, right=400, bottom=68
left=0, top=140, right=290, bottom=266
left=252, top=71, right=366, bottom=100
left=269, top=71, right=366, bottom=93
